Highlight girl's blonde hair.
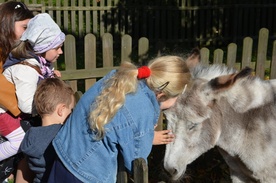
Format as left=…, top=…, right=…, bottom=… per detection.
left=90, top=55, right=191, bottom=139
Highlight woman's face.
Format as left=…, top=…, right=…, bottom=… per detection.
left=14, top=19, right=30, bottom=40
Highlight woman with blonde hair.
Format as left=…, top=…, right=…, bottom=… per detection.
left=48, top=53, right=197, bottom=183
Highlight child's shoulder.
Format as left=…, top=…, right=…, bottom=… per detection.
left=21, top=124, right=62, bottom=154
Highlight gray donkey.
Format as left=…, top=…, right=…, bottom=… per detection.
left=163, top=64, right=276, bottom=183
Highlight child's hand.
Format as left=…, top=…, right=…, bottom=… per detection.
left=153, top=130, right=174, bottom=145
left=53, top=70, right=61, bottom=77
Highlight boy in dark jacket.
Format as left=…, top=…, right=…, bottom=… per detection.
left=20, top=78, right=75, bottom=183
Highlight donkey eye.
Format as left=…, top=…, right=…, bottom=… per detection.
left=188, top=122, right=197, bottom=131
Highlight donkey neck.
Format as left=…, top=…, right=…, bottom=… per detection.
left=216, top=98, right=252, bottom=155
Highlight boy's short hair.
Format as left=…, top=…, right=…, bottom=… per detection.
left=34, top=78, right=74, bottom=116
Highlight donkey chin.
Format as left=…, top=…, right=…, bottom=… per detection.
left=164, top=151, right=205, bottom=182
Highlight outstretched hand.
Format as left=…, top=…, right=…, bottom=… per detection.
left=153, top=130, right=174, bottom=145
left=53, top=70, right=61, bottom=77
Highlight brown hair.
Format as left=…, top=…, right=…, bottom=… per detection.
left=34, top=78, right=75, bottom=117
left=0, top=1, right=33, bottom=63
left=10, top=41, right=33, bottom=59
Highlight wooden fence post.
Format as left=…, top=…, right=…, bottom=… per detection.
left=226, top=43, right=237, bottom=69
left=213, top=49, right=224, bottom=64
left=121, top=34, right=132, bottom=63
left=102, top=33, right=114, bottom=67
left=241, top=37, right=253, bottom=69
left=134, top=158, right=148, bottom=183
left=64, top=34, right=77, bottom=92
left=200, top=47, right=210, bottom=65
left=138, top=37, right=149, bottom=64
left=84, top=33, right=97, bottom=90
left=271, top=40, right=276, bottom=79
left=117, top=153, right=128, bottom=183
left=256, top=28, right=269, bottom=79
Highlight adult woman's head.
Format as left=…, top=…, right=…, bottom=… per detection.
left=11, top=13, right=65, bottom=63
left=90, top=54, right=195, bottom=139
left=0, top=1, right=33, bottom=63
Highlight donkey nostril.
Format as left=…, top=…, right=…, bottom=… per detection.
left=166, top=167, right=178, bottom=177
left=172, top=168, right=178, bottom=176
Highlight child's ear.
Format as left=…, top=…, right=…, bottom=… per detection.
left=57, top=104, right=66, bottom=116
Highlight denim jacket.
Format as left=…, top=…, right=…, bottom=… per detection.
left=53, top=70, right=160, bottom=183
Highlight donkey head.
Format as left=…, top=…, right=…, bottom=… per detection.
left=163, top=67, right=254, bottom=181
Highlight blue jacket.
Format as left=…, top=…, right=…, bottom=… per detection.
left=21, top=124, right=62, bottom=183
left=53, top=70, right=160, bottom=183
left=3, top=52, right=39, bottom=69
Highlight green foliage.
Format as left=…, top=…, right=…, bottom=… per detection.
left=8, top=180, right=14, bottom=183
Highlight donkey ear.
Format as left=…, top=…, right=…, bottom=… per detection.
left=185, top=47, right=200, bottom=70
left=208, top=67, right=253, bottom=91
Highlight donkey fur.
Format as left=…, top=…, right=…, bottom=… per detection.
left=163, top=64, right=276, bottom=183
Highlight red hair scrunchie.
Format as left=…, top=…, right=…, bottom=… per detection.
left=137, top=66, right=151, bottom=79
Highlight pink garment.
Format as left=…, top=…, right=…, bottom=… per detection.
left=0, top=113, right=21, bottom=136
left=0, top=112, right=25, bottom=160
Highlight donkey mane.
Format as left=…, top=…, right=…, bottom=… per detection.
left=192, top=64, right=237, bottom=80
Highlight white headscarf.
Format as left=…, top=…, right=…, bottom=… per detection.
left=20, top=13, right=65, bottom=54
